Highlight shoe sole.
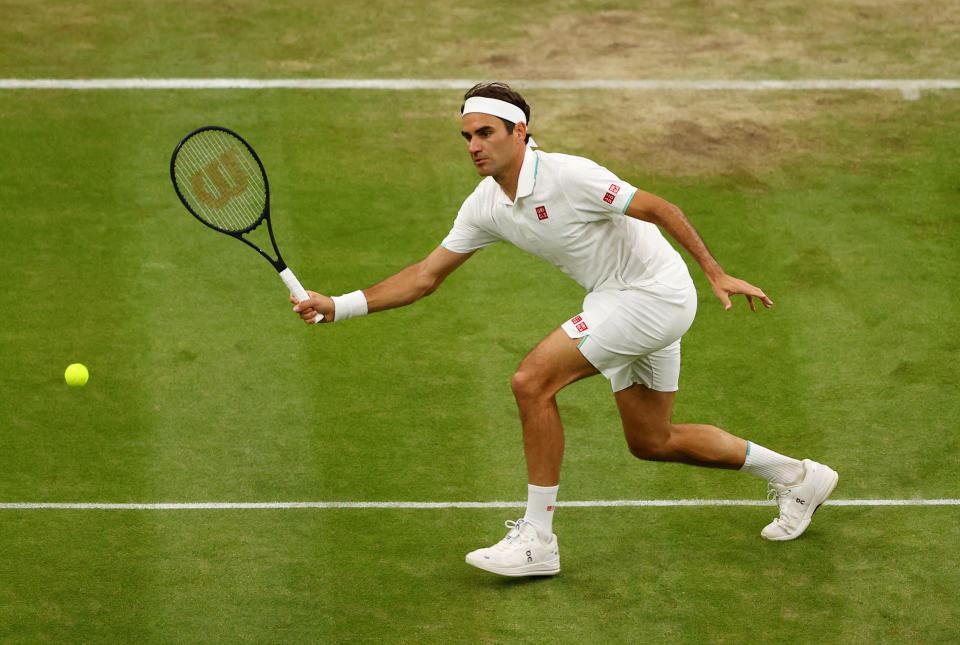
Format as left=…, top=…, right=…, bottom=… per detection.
left=465, top=554, right=560, bottom=577
left=765, top=464, right=839, bottom=542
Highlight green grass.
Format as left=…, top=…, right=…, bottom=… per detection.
left=1, top=85, right=958, bottom=644
left=2, top=1, right=960, bottom=642
left=2, top=0, right=959, bottom=79
left=2, top=508, right=958, bottom=643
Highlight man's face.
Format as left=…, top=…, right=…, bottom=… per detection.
left=460, top=113, right=526, bottom=179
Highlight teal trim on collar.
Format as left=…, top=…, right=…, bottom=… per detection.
left=513, top=147, right=539, bottom=201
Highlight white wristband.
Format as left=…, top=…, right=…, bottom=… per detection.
left=332, top=290, right=368, bottom=322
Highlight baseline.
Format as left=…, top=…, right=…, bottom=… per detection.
left=1, top=499, right=958, bottom=510
left=2, top=78, right=959, bottom=99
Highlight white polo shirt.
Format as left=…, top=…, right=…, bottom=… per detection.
left=441, top=147, right=692, bottom=292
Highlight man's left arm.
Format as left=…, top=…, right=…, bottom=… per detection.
left=624, top=189, right=773, bottom=311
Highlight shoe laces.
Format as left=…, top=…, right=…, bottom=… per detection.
left=766, top=483, right=789, bottom=502
left=493, top=518, right=530, bottom=550
left=766, top=483, right=801, bottom=524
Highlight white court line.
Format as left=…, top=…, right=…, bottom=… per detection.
left=1, top=499, right=958, bottom=510
left=0, top=78, right=959, bottom=99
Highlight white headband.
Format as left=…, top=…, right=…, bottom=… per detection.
left=461, top=96, right=538, bottom=148
left=462, top=96, right=527, bottom=124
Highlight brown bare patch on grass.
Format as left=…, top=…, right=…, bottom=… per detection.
left=450, top=1, right=960, bottom=80
left=433, top=0, right=955, bottom=178
left=522, top=90, right=911, bottom=180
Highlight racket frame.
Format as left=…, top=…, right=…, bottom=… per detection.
left=171, top=125, right=293, bottom=272
left=170, top=125, right=321, bottom=322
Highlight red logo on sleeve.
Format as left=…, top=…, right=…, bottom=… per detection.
left=603, top=192, right=616, bottom=204
left=536, top=205, right=549, bottom=220
left=576, top=321, right=588, bottom=332
left=609, top=184, right=621, bottom=194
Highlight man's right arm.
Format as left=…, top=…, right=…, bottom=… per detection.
left=292, top=245, right=474, bottom=324
left=624, top=189, right=773, bottom=311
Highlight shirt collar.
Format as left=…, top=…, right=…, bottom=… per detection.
left=497, top=146, right=539, bottom=205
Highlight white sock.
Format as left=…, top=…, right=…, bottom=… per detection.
left=523, top=484, right=558, bottom=540
left=739, top=442, right=804, bottom=484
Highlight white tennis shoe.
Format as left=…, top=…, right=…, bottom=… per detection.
left=465, top=518, right=560, bottom=577
left=762, top=459, right=839, bottom=541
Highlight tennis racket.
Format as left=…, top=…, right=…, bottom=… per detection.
left=170, top=125, right=321, bottom=322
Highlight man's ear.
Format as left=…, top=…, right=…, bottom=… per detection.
left=515, top=121, right=527, bottom=143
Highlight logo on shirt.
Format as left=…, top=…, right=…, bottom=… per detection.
left=604, top=184, right=621, bottom=205
left=535, top=205, right=549, bottom=220
left=572, top=314, right=588, bottom=333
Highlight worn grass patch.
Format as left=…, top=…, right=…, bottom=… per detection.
left=2, top=0, right=958, bottom=79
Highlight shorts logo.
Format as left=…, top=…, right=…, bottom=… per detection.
left=536, top=205, right=549, bottom=220
left=547, top=505, right=554, bottom=512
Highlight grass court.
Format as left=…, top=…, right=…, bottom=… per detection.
left=1, top=1, right=958, bottom=642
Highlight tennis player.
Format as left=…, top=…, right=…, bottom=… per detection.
left=294, top=82, right=838, bottom=577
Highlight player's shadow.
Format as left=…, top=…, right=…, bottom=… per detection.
left=465, top=572, right=561, bottom=589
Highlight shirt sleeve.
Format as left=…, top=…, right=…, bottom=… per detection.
left=440, top=188, right=501, bottom=253
left=559, top=158, right=638, bottom=222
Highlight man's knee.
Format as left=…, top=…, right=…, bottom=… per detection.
left=624, top=423, right=672, bottom=461
left=511, top=365, right=547, bottom=402
left=512, top=329, right=597, bottom=403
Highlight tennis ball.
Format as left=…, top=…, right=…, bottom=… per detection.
left=64, top=363, right=89, bottom=387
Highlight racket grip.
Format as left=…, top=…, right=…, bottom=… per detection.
left=280, top=267, right=323, bottom=323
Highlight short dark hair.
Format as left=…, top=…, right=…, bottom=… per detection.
left=462, top=81, right=531, bottom=143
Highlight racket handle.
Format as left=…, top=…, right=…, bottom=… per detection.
left=279, top=267, right=323, bottom=323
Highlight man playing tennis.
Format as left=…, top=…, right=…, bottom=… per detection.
left=293, top=82, right=838, bottom=577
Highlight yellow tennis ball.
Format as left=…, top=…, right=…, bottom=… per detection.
left=64, top=363, right=89, bottom=387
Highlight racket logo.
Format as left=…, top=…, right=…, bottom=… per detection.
left=191, top=148, right=249, bottom=209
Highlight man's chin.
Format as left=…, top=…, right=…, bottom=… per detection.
left=473, top=159, right=494, bottom=176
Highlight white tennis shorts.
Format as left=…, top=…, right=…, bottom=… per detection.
left=561, top=283, right=698, bottom=392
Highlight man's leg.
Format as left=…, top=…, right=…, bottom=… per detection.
left=615, top=383, right=838, bottom=541
left=510, top=327, right=600, bottom=486
left=464, top=328, right=597, bottom=577
left=614, top=383, right=751, bottom=469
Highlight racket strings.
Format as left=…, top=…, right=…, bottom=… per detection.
left=174, top=130, right=267, bottom=233
left=183, top=134, right=262, bottom=229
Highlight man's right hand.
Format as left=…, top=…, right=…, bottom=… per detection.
left=291, top=291, right=335, bottom=324
left=708, top=273, right=773, bottom=311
